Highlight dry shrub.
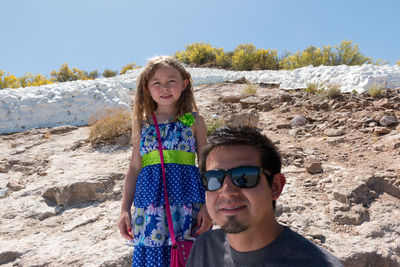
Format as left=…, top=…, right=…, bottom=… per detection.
left=325, top=84, right=341, bottom=98
left=367, top=84, right=383, bottom=98
left=206, top=117, right=225, bottom=135
left=304, top=83, right=324, bottom=94
left=242, top=83, right=257, bottom=95
left=88, top=108, right=131, bottom=144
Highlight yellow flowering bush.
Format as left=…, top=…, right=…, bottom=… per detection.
left=215, top=48, right=232, bottom=68
left=19, top=73, right=53, bottom=87
left=120, top=63, right=140, bottom=75
left=0, top=71, right=20, bottom=89
left=281, top=40, right=372, bottom=70
left=232, top=44, right=257, bottom=71
left=254, top=49, right=279, bottom=70
left=175, top=42, right=216, bottom=65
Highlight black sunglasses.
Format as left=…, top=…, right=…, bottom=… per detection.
left=202, top=166, right=272, bottom=192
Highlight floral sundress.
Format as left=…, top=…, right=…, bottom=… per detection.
left=128, top=115, right=205, bottom=267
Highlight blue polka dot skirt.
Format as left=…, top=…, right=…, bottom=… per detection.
left=127, top=119, right=205, bottom=267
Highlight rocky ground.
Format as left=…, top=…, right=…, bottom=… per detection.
left=1, top=81, right=400, bottom=266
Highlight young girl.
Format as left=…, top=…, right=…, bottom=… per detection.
left=118, top=56, right=212, bottom=266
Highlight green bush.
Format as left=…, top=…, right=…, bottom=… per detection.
left=87, top=70, right=100, bottom=79
left=102, top=69, right=118, bottom=78
left=334, top=40, right=372, bottom=65
left=175, top=43, right=216, bottom=66
left=175, top=50, right=189, bottom=64
left=72, top=68, right=90, bottom=81
left=120, top=63, right=140, bottom=75
left=281, top=40, right=372, bottom=70
left=215, top=49, right=232, bottom=69
left=50, top=63, right=101, bottom=82
left=50, top=63, right=76, bottom=82
left=254, top=49, right=279, bottom=70
left=373, top=59, right=389, bottom=65
left=232, top=44, right=257, bottom=71
left=281, top=46, right=335, bottom=69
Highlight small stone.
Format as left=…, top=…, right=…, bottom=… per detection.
left=380, top=116, right=398, bottom=127
left=258, top=102, right=273, bottom=111
left=115, top=135, right=131, bottom=146
left=324, top=128, right=345, bottom=137
left=248, top=108, right=258, bottom=114
left=393, top=141, right=400, bottom=149
left=279, top=93, right=292, bottom=102
left=7, top=180, right=25, bottom=191
left=289, top=128, right=302, bottom=137
left=277, top=124, right=291, bottom=129
left=305, top=157, right=322, bottom=174
left=0, top=188, right=10, bottom=198
left=0, top=251, right=23, bottom=265
left=319, top=102, right=330, bottom=110
left=218, top=95, right=242, bottom=103
left=373, top=98, right=391, bottom=109
left=0, top=164, right=10, bottom=173
left=290, top=116, right=307, bottom=127
left=374, top=127, right=391, bottom=135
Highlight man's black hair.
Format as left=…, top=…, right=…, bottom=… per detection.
left=200, top=126, right=282, bottom=209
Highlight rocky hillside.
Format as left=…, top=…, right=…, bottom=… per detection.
left=1, top=81, right=399, bottom=266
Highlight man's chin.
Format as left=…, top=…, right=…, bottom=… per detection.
left=220, top=216, right=248, bottom=234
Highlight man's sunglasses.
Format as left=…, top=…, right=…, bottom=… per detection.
left=202, top=166, right=272, bottom=192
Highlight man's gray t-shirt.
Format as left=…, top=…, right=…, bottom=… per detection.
left=187, top=227, right=343, bottom=267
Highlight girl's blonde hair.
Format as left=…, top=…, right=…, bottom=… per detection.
left=133, top=56, right=198, bottom=124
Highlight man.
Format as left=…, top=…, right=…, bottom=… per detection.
left=187, top=126, right=342, bottom=266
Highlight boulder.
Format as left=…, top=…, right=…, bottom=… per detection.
left=42, top=173, right=123, bottom=207
left=229, top=112, right=259, bottom=128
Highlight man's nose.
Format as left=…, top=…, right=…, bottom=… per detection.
left=219, top=175, right=240, bottom=196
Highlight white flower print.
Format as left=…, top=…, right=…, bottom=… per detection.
left=182, top=127, right=193, bottom=141
left=171, top=206, right=186, bottom=231
left=155, top=208, right=168, bottom=233
left=147, top=203, right=159, bottom=216
left=150, top=228, right=166, bottom=246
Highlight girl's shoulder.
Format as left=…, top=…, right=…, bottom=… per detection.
left=177, top=112, right=205, bottom=128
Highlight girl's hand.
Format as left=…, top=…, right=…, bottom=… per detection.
left=118, top=210, right=134, bottom=241
left=195, top=205, right=213, bottom=235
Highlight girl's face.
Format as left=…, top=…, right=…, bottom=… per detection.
left=147, top=65, right=188, bottom=109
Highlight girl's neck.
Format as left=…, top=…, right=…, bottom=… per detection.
left=154, top=105, right=178, bottom=124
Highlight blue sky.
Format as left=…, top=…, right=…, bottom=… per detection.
left=1, top=0, right=399, bottom=77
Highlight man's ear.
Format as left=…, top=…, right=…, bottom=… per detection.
left=271, top=173, right=286, bottom=200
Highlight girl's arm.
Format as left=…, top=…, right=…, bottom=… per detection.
left=118, top=119, right=142, bottom=240
left=193, top=114, right=213, bottom=235
left=193, top=113, right=207, bottom=161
